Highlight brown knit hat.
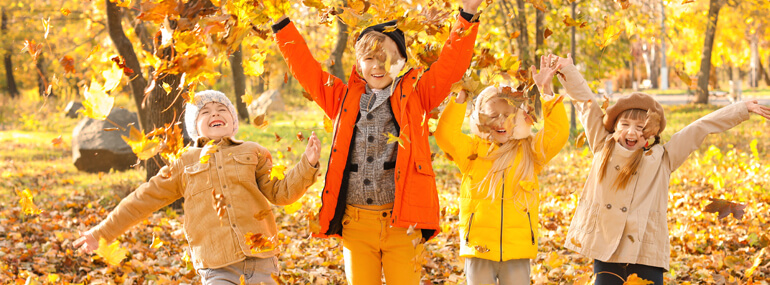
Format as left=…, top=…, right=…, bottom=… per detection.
left=603, top=93, right=666, bottom=134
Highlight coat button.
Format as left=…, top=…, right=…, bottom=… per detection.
left=382, top=212, right=388, bottom=217
left=606, top=204, right=612, bottom=209
left=218, top=166, right=222, bottom=169
left=368, top=135, right=374, bottom=142
left=418, top=165, right=422, bottom=170
left=364, top=179, right=371, bottom=185
left=366, top=198, right=373, bottom=204
left=614, top=165, right=620, bottom=170
left=367, top=156, right=374, bottom=163
left=621, top=207, right=628, bottom=212
left=223, top=185, right=227, bottom=188
left=367, top=114, right=374, bottom=120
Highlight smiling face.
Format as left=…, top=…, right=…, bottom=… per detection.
left=613, top=109, right=648, bottom=151
left=195, top=102, right=235, bottom=141
left=356, top=33, right=405, bottom=90
left=480, top=97, right=520, bottom=144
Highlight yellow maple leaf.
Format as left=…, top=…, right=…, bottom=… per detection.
left=241, top=94, right=254, bottom=106
left=94, top=238, right=128, bottom=266
left=102, top=66, right=123, bottom=92
left=284, top=201, right=302, bottom=214
left=745, top=248, right=766, bottom=280
left=384, top=132, right=409, bottom=148
left=80, top=80, right=114, bottom=120
left=270, top=165, right=286, bottom=180
left=199, top=140, right=219, bottom=164
left=624, top=274, right=653, bottom=285
left=262, top=0, right=290, bottom=21
left=17, top=189, right=41, bottom=215
left=323, top=116, right=334, bottom=133
left=150, top=233, right=164, bottom=249
left=244, top=52, right=267, bottom=76
left=122, top=125, right=161, bottom=160
left=544, top=251, right=566, bottom=269
left=47, top=273, right=60, bottom=283
left=596, top=18, right=624, bottom=49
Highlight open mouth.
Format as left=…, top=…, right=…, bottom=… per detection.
left=625, top=138, right=637, bottom=147
left=495, top=129, right=507, bottom=134
left=209, top=120, right=226, bottom=128
left=371, top=74, right=385, bottom=78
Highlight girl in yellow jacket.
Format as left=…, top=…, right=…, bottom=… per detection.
left=555, top=54, right=770, bottom=285
left=435, top=56, right=570, bottom=285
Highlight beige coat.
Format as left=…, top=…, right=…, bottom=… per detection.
left=558, top=65, right=750, bottom=270
left=91, top=137, right=319, bottom=269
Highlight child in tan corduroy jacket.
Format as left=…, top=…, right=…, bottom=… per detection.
left=74, top=90, right=321, bottom=285
left=556, top=54, right=770, bottom=285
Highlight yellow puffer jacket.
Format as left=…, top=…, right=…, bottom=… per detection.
left=435, top=96, right=569, bottom=261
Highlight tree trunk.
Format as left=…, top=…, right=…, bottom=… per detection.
left=534, top=9, right=544, bottom=67
left=329, top=2, right=349, bottom=82
left=695, top=0, right=723, bottom=104
left=229, top=45, right=249, bottom=121
left=650, top=44, right=660, bottom=89
left=760, top=57, right=770, bottom=86
left=496, top=2, right=516, bottom=54
left=749, top=31, right=759, bottom=88
left=1, top=8, right=18, bottom=98
left=106, top=0, right=150, bottom=130
left=514, top=0, right=531, bottom=67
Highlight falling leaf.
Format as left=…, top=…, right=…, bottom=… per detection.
left=270, top=165, right=286, bottom=181
left=323, top=116, right=334, bottom=133
left=406, top=224, right=417, bottom=236
left=60, top=55, right=75, bottom=74
left=301, top=91, right=314, bottom=102
left=212, top=190, right=227, bottom=220
left=274, top=132, right=282, bottom=142
left=244, top=232, right=276, bottom=253
left=617, top=0, right=631, bottom=9
left=42, top=17, right=51, bottom=39
left=473, top=245, right=490, bottom=253
left=643, top=109, right=662, bottom=138
left=449, top=72, right=486, bottom=97
left=543, top=28, right=553, bottom=40
left=570, top=237, right=582, bottom=248
left=241, top=94, right=254, bottom=106
left=596, top=17, right=623, bottom=49
left=576, top=132, right=586, bottom=148
left=526, top=0, right=547, bottom=12
left=296, top=132, right=305, bottom=142
left=324, top=74, right=334, bottom=86
left=745, top=248, right=766, bottom=279
left=199, top=140, right=219, bottom=164
left=284, top=202, right=302, bottom=214
left=110, top=55, right=134, bottom=75
left=102, top=65, right=123, bottom=92
left=467, top=153, right=478, bottom=160
left=384, top=132, right=407, bottom=148
left=563, top=15, right=588, bottom=28
left=17, top=189, right=41, bottom=215
left=80, top=80, right=114, bottom=121
left=51, top=136, right=63, bottom=147
left=252, top=114, right=269, bottom=129
left=301, top=0, right=326, bottom=9
left=61, top=8, right=71, bottom=16
left=675, top=67, right=692, bottom=87
left=703, top=198, right=746, bottom=220
left=601, top=95, right=610, bottom=112
left=254, top=209, right=272, bottom=220
left=624, top=274, right=653, bottom=285
left=122, top=125, right=161, bottom=160
left=22, top=40, right=43, bottom=61
left=94, top=238, right=128, bottom=266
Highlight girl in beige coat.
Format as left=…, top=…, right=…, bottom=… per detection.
left=555, top=54, right=770, bottom=284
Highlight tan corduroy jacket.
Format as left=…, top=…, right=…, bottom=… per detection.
left=91, top=137, right=319, bottom=269
left=558, top=65, right=750, bottom=270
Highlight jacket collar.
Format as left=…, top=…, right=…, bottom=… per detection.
left=195, top=136, right=243, bottom=147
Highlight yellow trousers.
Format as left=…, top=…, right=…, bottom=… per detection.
left=341, top=205, right=424, bottom=284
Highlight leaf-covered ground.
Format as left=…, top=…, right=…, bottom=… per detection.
left=1, top=101, right=769, bottom=284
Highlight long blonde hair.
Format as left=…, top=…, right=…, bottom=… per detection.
left=598, top=108, right=660, bottom=190
left=475, top=136, right=545, bottom=200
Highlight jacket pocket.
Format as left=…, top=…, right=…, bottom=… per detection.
left=184, top=163, right=212, bottom=196
left=233, top=153, right=259, bottom=184
left=582, top=204, right=599, bottom=234
left=414, top=159, right=435, bottom=176
left=642, top=211, right=659, bottom=244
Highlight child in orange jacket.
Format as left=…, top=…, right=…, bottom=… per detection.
left=270, top=1, right=482, bottom=283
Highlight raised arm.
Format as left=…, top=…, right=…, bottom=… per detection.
left=272, top=19, right=348, bottom=119
left=414, top=8, right=480, bottom=110
left=664, top=101, right=767, bottom=170
left=556, top=61, right=610, bottom=152
left=435, top=91, right=474, bottom=171
left=256, top=134, right=321, bottom=205
left=531, top=55, right=569, bottom=163
left=74, top=162, right=184, bottom=252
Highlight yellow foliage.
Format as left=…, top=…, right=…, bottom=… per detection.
left=17, top=189, right=41, bottom=215
left=122, top=125, right=161, bottom=160
left=80, top=80, right=114, bottom=121
left=94, top=238, right=128, bottom=266
left=284, top=201, right=302, bottom=214
left=270, top=165, right=286, bottom=181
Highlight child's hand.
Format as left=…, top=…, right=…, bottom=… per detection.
left=304, top=132, right=322, bottom=166
left=462, top=0, right=484, bottom=14
left=555, top=53, right=574, bottom=69
left=531, top=54, right=561, bottom=97
left=746, top=100, right=770, bottom=119
left=73, top=229, right=98, bottom=253
left=455, top=90, right=469, bottom=104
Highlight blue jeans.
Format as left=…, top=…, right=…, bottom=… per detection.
left=594, top=260, right=664, bottom=285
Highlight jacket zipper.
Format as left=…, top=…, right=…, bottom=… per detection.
left=465, top=213, right=474, bottom=243
left=500, top=173, right=504, bottom=262
left=527, top=211, right=535, bottom=245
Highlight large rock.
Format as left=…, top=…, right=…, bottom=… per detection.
left=64, top=101, right=83, bottom=119
left=249, top=89, right=285, bottom=118
left=72, top=108, right=139, bottom=173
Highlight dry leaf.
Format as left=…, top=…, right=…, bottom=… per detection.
left=94, top=238, right=128, bottom=266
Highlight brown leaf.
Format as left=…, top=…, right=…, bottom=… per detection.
left=60, top=55, right=76, bottom=74
left=643, top=109, right=662, bottom=138
left=543, top=28, right=553, bottom=40
left=703, top=198, right=746, bottom=220
left=252, top=114, right=269, bottom=129
left=254, top=209, right=271, bottom=221
left=284, top=73, right=289, bottom=84
left=301, top=91, right=313, bottom=102
left=467, top=153, right=478, bottom=161
left=296, top=131, right=305, bottom=142
left=274, top=132, right=282, bottom=142
left=110, top=55, right=134, bottom=75
left=473, top=245, right=490, bottom=253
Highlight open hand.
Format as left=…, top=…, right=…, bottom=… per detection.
left=556, top=53, right=574, bottom=69
left=746, top=100, right=770, bottom=119
left=73, top=229, right=98, bottom=254
left=455, top=90, right=469, bottom=104
left=304, top=132, right=322, bottom=166
left=531, top=54, right=562, bottom=97
left=462, top=0, right=484, bottom=14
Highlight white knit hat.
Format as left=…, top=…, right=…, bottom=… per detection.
left=184, top=90, right=239, bottom=139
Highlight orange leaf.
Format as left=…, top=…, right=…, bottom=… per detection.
left=576, top=132, right=587, bottom=148
left=60, top=55, right=75, bottom=74
left=624, top=274, right=653, bottom=285
left=61, top=8, right=71, bottom=16
left=51, top=136, right=63, bottom=147
left=212, top=190, right=227, bottom=220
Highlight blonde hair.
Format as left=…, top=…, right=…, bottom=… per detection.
left=474, top=136, right=544, bottom=201
left=598, top=109, right=656, bottom=190
left=355, top=31, right=388, bottom=61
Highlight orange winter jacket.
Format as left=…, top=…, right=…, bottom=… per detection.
left=274, top=15, right=479, bottom=240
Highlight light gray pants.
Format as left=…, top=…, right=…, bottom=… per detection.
left=465, top=257, right=531, bottom=285
left=197, top=257, right=279, bottom=285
